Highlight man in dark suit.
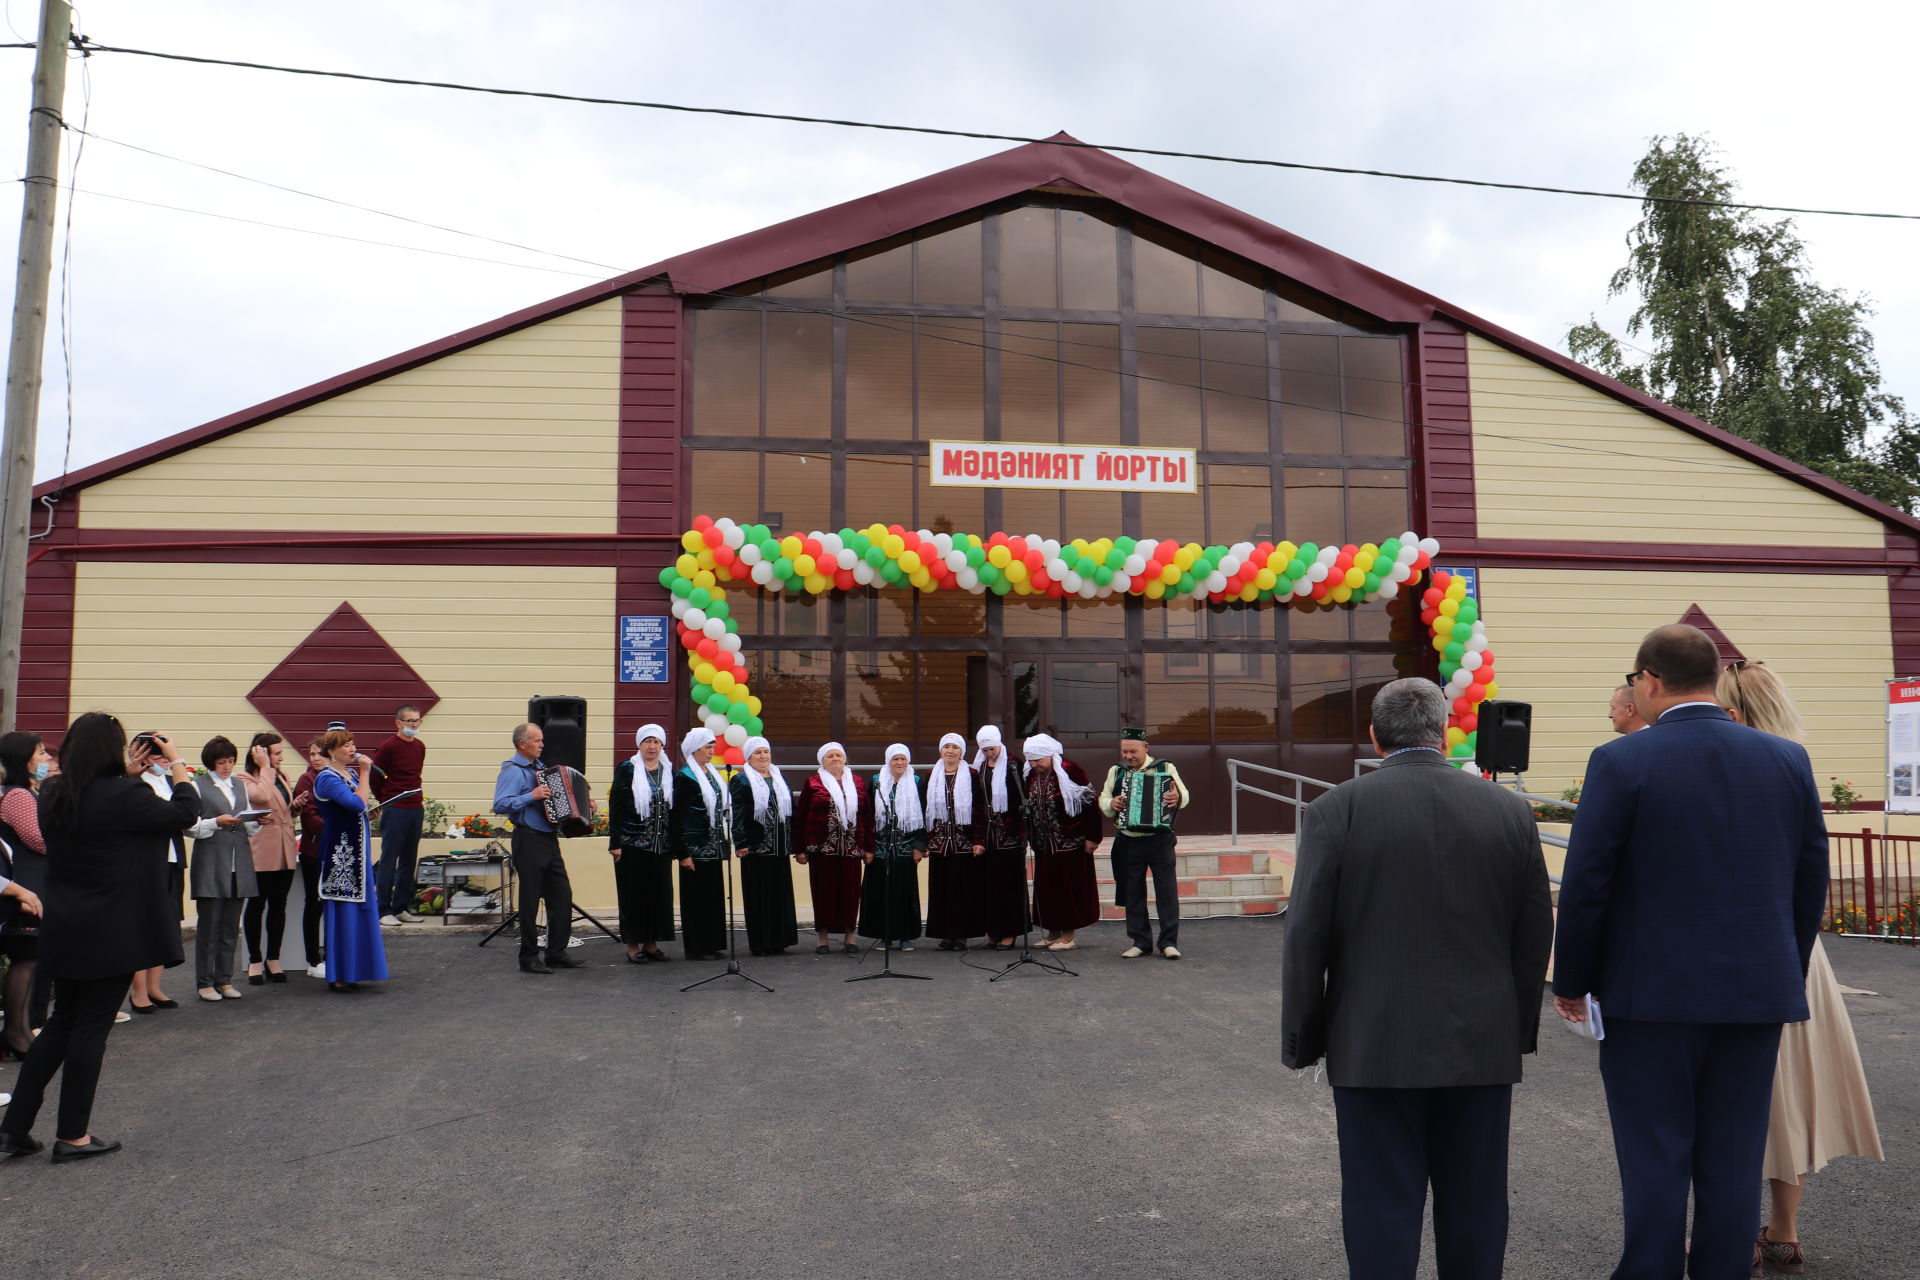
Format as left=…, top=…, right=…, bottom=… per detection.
left=1283, top=678, right=1554, bottom=1279
left=1553, top=624, right=1828, bottom=1280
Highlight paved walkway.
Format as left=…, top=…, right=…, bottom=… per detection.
left=3, top=922, right=1913, bottom=1278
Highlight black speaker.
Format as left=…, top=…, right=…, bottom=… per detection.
left=1474, top=700, right=1532, bottom=774
left=528, top=695, right=587, bottom=774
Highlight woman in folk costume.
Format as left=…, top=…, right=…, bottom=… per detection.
left=311, top=729, right=389, bottom=991
left=859, top=744, right=926, bottom=950
left=730, top=737, right=799, bottom=956
left=973, top=725, right=1029, bottom=950
left=607, top=724, right=676, bottom=964
left=924, top=733, right=988, bottom=950
left=796, top=743, right=869, bottom=956
left=1021, top=733, right=1102, bottom=952
left=1716, top=660, right=1883, bottom=1275
left=672, top=728, right=732, bottom=961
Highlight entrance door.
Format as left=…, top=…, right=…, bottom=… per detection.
left=1006, top=653, right=1128, bottom=744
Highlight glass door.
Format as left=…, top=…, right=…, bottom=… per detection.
left=1006, top=653, right=1127, bottom=744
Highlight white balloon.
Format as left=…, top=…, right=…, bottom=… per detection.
left=1418, top=537, right=1441, bottom=557
left=946, top=550, right=967, bottom=572
left=1389, top=562, right=1412, bottom=583
left=1291, top=577, right=1313, bottom=596
left=836, top=548, right=857, bottom=571
left=683, top=607, right=707, bottom=629
left=702, top=617, right=726, bottom=640
left=738, top=543, right=763, bottom=566
left=1219, top=556, right=1242, bottom=577
left=1049, top=558, right=1071, bottom=579
left=1462, top=650, right=1484, bottom=671
left=1377, top=579, right=1399, bottom=599
left=1078, top=579, right=1098, bottom=598
left=1307, top=563, right=1329, bottom=583
left=957, top=566, right=980, bottom=590
left=1062, top=571, right=1083, bottom=592
left=933, top=532, right=954, bottom=555
left=719, top=633, right=743, bottom=653
left=852, top=561, right=876, bottom=586
left=1472, top=621, right=1487, bottom=637
left=721, top=523, right=744, bottom=550
left=706, top=713, right=730, bottom=736
left=1399, top=530, right=1419, bottom=547
left=749, top=561, right=773, bottom=585
left=1397, top=544, right=1419, bottom=564
left=819, top=532, right=843, bottom=556
left=1123, top=554, right=1147, bottom=576
left=1466, top=635, right=1488, bottom=653
left=1111, top=572, right=1132, bottom=593
left=1205, top=572, right=1228, bottom=592
left=1231, top=541, right=1255, bottom=558
left=1318, top=545, right=1340, bottom=564
left=725, top=724, right=749, bottom=748
left=1041, top=539, right=1061, bottom=560
left=670, top=598, right=691, bottom=619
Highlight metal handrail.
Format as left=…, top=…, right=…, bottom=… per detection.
left=1226, top=759, right=1341, bottom=845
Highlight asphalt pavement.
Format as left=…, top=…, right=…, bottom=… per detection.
left=2, top=919, right=1914, bottom=1279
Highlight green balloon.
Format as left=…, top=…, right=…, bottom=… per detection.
left=1093, top=565, right=1113, bottom=586
left=851, top=533, right=872, bottom=555
left=690, top=684, right=711, bottom=708
left=865, top=546, right=887, bottom=568
left=1298, top=543, right=1320, bottom=563
left=706, top=598, right=729, bottom=619
left=1075, top=555, right=1095, bottom=576
left=723, top=617, right=737, bottom=634
left=978, top=563, right=1001, bottom=586
left=1105, top=548, right=1125, bottom=569
left=1177, top=572, right=1196, bottom=594
left=657, top=565, right=678, bottom=588
left=966, top=546, right=986, bottom=567
left=1115, top=535, right=1137, bottom=553
left=688, top=587, right=711, bottom=609
left=1457, top=601, right=1479, bottom=625
left=745, top=716, right=764, bottom=736
left=839, top=528, right=856, bottom=544
left=1443, top=641, right=1465, bottom=662
left=772, top=559, right=794, bottom=580
left=1451, top=742, right=1473, bottom=758
left=671, top=578, right=693, bottom=599
left=727, top=702, right=750, bottom=726
left=991, top=578, right=1012, bottom=596
left=880, top=560, right=904, bottom=584
left=1363, top=573, right=1381, bottom=593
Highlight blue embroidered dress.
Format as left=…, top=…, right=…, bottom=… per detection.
left=314, top=767, right=389, bottom=984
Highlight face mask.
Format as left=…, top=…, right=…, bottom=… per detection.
left=400, top=726, right=419, bottom=739
left=147, top=763, right=167, bottom=776
left=34, top=762, right=51, bottom=781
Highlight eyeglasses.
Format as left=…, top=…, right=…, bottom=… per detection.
left=1724, top=658, right=1763, bottom=674
left=1625, top=669, right=1659, bottom=686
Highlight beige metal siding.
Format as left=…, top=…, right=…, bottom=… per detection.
left=1481, top=566, right=1891, bottom=803
left=79, top=301, right=623, bottom=533
left=1467, top=336, right=1886, bottom=548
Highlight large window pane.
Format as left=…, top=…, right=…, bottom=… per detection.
left=1291, top=653, right=1352, bottom=742
left=1215, top=656, right=1279, bottom=742
left=766, top=259, right=832, bottom=298
left=917, top=652, right=987, bottom=741
left=690, top=450, right=759, bottom=528
left=765, top=314, right=830, bottom=438
left=1342, top=336, right=1406, bottom=455
left=918, top=318, right=983, bottom=440
left=1064, top=595, right=1125, bottom=639
left=1203, top=329, right=1269, bottom=451
left=1064, top=490, right=1121, bottom=543
left=1284, top=467, right=1343, bottom=544
left=846, top=235, right=912, bottom=302
left=1139, top=488, right=1203, bottom=545
left=1051, top=661, right=1121, bottom=741
left=917, top=456, right=984, bottom=535
left=1210, top=599, right=1274, bottom=641
left=846, top=316, right=914, bottom=440
left=1206, top=464, right=1272, bottom=546
left=1349, top=469, right=1409, bottom=541
left=1290, top=598, right=1349, bottom=643
left=756, top=650, right=831, bottom=745
left=1059, top=207, right=1119, bottom=311
left=845, top=651, right=914, bottom=743
left=845, top=588, right=912, bottom=638
left=916, top=217, right=983, bottom=306
left=1138, top=326, right=1201, bottom=448
left=1199, top=247, right=1265, bottom=319
left=760, top=449, right=831, bottom=533
left=1277, top=333, right=1342, bottom=454
left=1147, top=596, right=1203, bottom=642
left=1004, top=488, right=1059, bottom=541
left=1000, top=206, right=1056, bottom=309
left=1145, top=652, right=1209, bottom=742
left=1001, top=320, right=1059, bottom=442
left=845, top=455, right=909, bottom=531
left=1004, top=595, right=1062, bottom=639
left=772, top=591, right=830, bottom=638
left=690, top=309, right=760, bottom=437
left=1061, top=323, right=1121, bottom=445
left=1133, top=223, right=1200, bottom=315
left=919, top=589, right=985, bottom=638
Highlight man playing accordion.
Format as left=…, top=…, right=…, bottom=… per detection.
left=1097, top=728, right=1189, bottom=960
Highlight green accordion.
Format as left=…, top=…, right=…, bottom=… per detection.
left=1120, top=762, right=1175, bottom=832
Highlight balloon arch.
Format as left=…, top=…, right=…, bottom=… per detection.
left=659, top=517, right=1498, bottom=765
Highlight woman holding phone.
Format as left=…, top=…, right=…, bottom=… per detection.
left=312, top=729, right=389, bottom=991
left=239, top=733, right=299, bottom=985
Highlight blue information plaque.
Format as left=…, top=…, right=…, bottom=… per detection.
left=618, top=615, right=670, bottom=684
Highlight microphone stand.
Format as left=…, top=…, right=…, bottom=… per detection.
left=684, top=768, right=771, bottom=993
left=992, top=774, right=1076, bottom=981
left=849, top=773, right=929, bottom=984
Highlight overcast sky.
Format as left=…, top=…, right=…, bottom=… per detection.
left=5, top=0, right=1916, bottom=485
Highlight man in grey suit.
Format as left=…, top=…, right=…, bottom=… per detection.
left=1282, top=678, right=1554, bottom=1280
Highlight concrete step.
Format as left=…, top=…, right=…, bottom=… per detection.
left=1091, top=849, right=1280, bottom=879
left=1098, top=895, right=1285, bottom=921
left=1095, top=872, right=1289, bottom=898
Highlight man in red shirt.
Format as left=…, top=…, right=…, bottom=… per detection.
left=371, top=705, right=428, bottom=925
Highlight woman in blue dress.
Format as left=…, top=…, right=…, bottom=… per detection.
left=312, top=729, right=389, bottom=991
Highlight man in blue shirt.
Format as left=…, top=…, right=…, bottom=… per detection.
left=492, top=723, right=581, bottom=975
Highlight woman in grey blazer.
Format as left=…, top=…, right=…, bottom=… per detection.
left=188, top=736, right=259, bottom=1002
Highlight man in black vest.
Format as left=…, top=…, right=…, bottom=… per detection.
left=1098, top=728, right=1187, bottom=960
left=1282, top=678, right=1554, bottom=1279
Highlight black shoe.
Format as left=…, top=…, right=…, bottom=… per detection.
left=150, top=997, right=180, bottom=1009
left=0, top=1131, right=43, bottom=1158
left=643, top=949, right=671, bottom=962
left=519, top=957, right=553, bottom=974
left=247, top=971, right=265, bottom=986
left=127, top=1001, right=158, bottom=1015
left=625, top=952, right=649, bottom=965
left=267, top=968, right=288, bottom=984
left=50, top=1137, right=121, bottom=1164
left=546, top=952, right=585, bottom=969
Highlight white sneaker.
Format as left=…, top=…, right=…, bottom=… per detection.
left=397, top=911, right=425, bottom=923
left=1120, top=946, right=1145, bottom=959
left=307, top=964, right=328, bottom=979
left=380, top=914, right=404, bottom=926
left=1161, top=946, right=1182, bottom=960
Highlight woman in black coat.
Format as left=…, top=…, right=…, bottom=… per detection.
left=0, top=714, right=199, bottom=1163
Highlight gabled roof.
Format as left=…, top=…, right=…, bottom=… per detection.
left=39, top=133, right=1920, bottom=538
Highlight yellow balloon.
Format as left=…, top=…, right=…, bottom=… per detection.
left=1431, top=635, right=1448, bottom=653
left=681, top=530, right=704, bottom=553
left=884, top=535, right=906, bottom=558
left=988, top=545, right=1012, bottom=568
left=777, top=535, right=799, bottom=559
left=1344, top=567, right=1366, bottom=589
left=1254, top=568, right=1277, bottom=591
left=909, top=567, right=932, bottom=588
left=1446, top=726, right=1466, bottom=747
left=793, top=553, right=816, bottom=578
left=746, top=695, right=763, bottom=715
left=695, top=662, right=716, bottom=685
left=805, top=573, right=829, bottom=594
left=1354, top=553, right=1374, bottom=573
left=1145, top=579, right=1167, bottom=600
left=1331, top=584, right=1353, bottom=603
left=867, top=523, right=887, bottom=541
left=728, top=684, right=750, bottom=704
left=713, top=670, right=736, bottom=694
left=1006, top=561, right=1028, bottom=583
left=1446, top=579, right=1467, bottom=600
left=1434, top=616, right=1455, bottom=636
left=693, top=570, right=716, bottom=590
left=1266, top=551, right=1286, bottom=572
left=695, top=548, right=716, bottom=570
left=1276, top=541, right=1298, bottom=561
left=899, top=550, right=922, bottom=573
left=1240, top=583, right=1260, bottom=602
left=1485, top=680, right=1500, bottom=699
left=1360, top=543, right=1379, bottom=558
left=676, top=553, right=699, bottom=577
left=1439, top=598, right=1460, bottom=617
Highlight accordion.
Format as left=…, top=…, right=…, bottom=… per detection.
left=538, top=764, right=596, bottom=838
left=1118, top=763, right=1176, bottom=832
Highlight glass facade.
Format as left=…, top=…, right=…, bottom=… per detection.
left=684, top=198, right=1420, bottom=781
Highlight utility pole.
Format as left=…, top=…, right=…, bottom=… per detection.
left=0, top=0, right=70, bottom=731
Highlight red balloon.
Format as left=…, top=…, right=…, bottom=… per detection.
left=1459, top=713, right=1479, bottom=734
left=1413, top=552, right=1431, bottom=571
left=887, top=524, right=906, bottom=538
left=1310, top=578, right=1331, bottom=600
left=1453, top=696, right=1471, bottom=716
left=1046, top=582, right=1066, bottom=598
left=834, top=568, right=855, bottom=590
left=679, top=626, right=699, bottom=646
left=801, top=537, right=822, bottom=559
left=696, top=637, right=718, bottom=659
left=1421, top=588, right=1443, bottom=607
left=1472, top=666, right=1494, bottom=686
left=1420, top=608, right=1440, bottom=626
left=1341, top=544, right=1358, bottom=558
left=721, top=746, right=745, bottom=766
left=713, top=545, right=736, bottom=567
left=700, top=526, right=723, bottom=548
left=692, top=515, right=714, bottom=531
left=1008, top=537, right=1028, bottom=558
left=987, top=531, right=1007, bottom=547
left=1432, top=570, right=1450, bottom=590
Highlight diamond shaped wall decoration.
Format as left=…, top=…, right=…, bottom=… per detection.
left=247, top=602, right=440, bottom=744
left=1679, top=604, right=1746, bottom=664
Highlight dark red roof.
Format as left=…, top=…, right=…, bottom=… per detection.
left=39, top=133, right=1920, bottom=538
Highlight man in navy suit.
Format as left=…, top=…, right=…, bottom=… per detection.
left=1553, top=625, right=1828, bottom=1280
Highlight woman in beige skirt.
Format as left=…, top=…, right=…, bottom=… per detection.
left=1719, top=660, right=1884, bottom=1275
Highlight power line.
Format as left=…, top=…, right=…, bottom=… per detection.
left=54, top=37, right=1920, bottom=224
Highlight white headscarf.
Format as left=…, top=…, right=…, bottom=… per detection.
left=741, top=735, right=791, bottom=822
left=681, top=727, right=729, bottom=814
left=877, top=743, right=924, bottom=831
left=814, top=741, right=858, bottom=826
left=1022, top=733, right=1094, bottom=817
left=630, top=724, right=673, bottom=818
left=972, top=725, right=1009, bottom=814
left=928, top=732, right=974, bottom=825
